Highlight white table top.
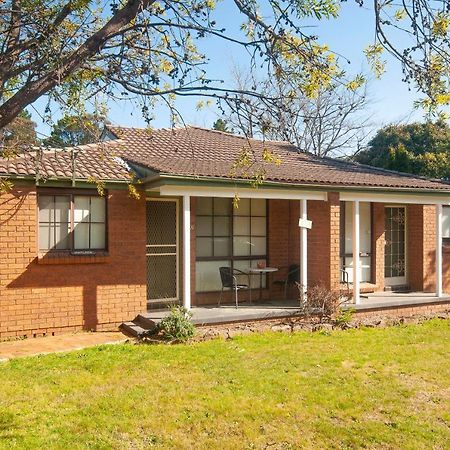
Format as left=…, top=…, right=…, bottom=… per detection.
left=247, top=267, right=278, bottom=273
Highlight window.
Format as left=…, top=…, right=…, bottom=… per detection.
left=38, top=192, right=107, bottom=252
left=443, top=206, right=450, bottom=244
left=195, top=198, right=267, bottom=292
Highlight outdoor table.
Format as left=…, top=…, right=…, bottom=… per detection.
left=247, top=267, right=279, bottom=301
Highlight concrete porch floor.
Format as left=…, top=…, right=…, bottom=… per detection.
left=355, top=291, right=450, bottom=310
left=143, top=293, right=450, bottom=326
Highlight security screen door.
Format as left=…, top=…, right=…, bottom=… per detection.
left=146, top=199, right=179, bottom=305
left=384, top=206, right=407, bottom=287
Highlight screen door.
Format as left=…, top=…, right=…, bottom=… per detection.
left=146, top=199, right=179, bottom=304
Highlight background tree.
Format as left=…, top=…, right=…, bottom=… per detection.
left=212, top=119, right=231, bottom=133
left=221, top=68, right=370, bottom=157
left=0, top=110, right=37, bottom=154
left=354, top=121, right=450, bottom=179
left=42, top=114, right=105, bottom=147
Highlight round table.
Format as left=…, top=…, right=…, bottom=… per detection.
left=247, top=267, right=279, bottom=301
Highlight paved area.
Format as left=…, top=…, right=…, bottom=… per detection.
left=0, top=332, right=128, bottom=361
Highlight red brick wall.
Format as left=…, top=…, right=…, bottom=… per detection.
left=308, top=193, right=341, bottom=290
left=0, top=186, right=147, bottom=339
left=407, top=204, right=437, bottom=292
left=371, top=203, right=385, bottom=290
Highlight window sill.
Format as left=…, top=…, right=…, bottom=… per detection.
left=37, top=251, right=110, bottom=265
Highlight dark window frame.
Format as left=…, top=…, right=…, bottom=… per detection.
left=37, top=189, right=108, bottom=254
left=195, top=198, right=268, bottom=292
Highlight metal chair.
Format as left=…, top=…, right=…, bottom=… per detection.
left=218, top=267, right=251, bottom=308
left=340, top=268, right=350, bottom=293
left=273, top=264, right=300, bottom=299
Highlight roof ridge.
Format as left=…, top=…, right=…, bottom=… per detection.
left=108, top=123, right=297, bottom=147
left=186, top=125, right=298, bottom=146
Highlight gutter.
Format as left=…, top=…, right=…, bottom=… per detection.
left=146, top=173, right=450, bottom=197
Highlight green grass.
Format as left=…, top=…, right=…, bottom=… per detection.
left=0, top=320, right=449, bottom=449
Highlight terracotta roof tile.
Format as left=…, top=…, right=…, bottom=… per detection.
left=107, top=125, right=450, bottom=191
left=2, top=124, right=450, bottom=192
left=0, top=140, right=130, bottom=182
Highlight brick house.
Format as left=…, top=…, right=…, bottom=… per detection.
left=1, top=126, right=450, bottom=338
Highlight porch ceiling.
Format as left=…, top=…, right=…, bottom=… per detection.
left=157, top=184, right=327, bottom=201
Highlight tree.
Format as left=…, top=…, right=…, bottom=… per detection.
left=221, top=68, right=370, bottom=157
left=0, top=0, right=449, bottom=133
left=212, top=119, right=231, bottom=133
left=354, top=121, right=450, bottom=179
left=0, top=110, right=37, bottom=153
left=0, top=0, right=345, bottom=131
left=42, top=114, right=105, bottom=147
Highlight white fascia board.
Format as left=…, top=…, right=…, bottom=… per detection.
left=159, top=185, right=327, bottom=201
left=340, top=191, right=450, bottom=205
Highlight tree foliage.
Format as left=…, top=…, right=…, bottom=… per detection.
left=354, top=121, right=450, bottom=179
left=0, top=0, right=346, bottom=132
left=0, top=110, right=37, bottom=154
left=212, top=118, right=231, bottom=133
left=221, top=67, right=370, bottom=157
left=0, top=0, right=449, bottom=135
left=42, top=114, right=104, bottom=147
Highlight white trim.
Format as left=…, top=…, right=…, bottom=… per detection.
left=340, top=191, right=450, bottom=205
left=300, top=199, right=308, bottom=298
left=353, top=201, right=361, bottom=304
left=183, top=195, right=191, bottom=309
left=159, top=185, right=327, bottom=201
left=146, top=198, right=180, bottom=302
left=436, top=204, right=443, bottom=298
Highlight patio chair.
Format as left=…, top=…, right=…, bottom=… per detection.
left=273, top=264, right=300, bottom=299
left=340, top=268, right=350, bottom=293
left=218, top=267, right=251, bottom=308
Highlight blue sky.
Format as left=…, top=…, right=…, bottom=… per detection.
left=31, top=1, right=425, bottom=140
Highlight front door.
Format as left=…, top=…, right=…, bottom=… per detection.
left=384, top=206, right=407, bottom=287
left=146, top=199, right=179, bottom=307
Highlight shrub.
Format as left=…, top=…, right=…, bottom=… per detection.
left=297, top=283, right=348, bottom=320
left=334, top=307, right=355, bottom=327
left=158, top=305, right=196, bottom=341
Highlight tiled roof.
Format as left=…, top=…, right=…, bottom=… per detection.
left=107, top=126, right=450, bottom=191
left=0, top=140, right=130, bottom=181
left=2, top=124, right=450, bottom=192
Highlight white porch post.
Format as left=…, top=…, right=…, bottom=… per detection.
left=353, top=200, right=361, bottom=304
left=183, top=195, right=191, bottom=309
left=300, top=199, right=308, bottom=298
left=436, top=204, right=443, bottom=298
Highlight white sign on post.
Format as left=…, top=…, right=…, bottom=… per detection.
left=298, top=218, right=312, bottom=229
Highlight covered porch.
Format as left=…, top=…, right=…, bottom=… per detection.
left=127, top=292, right=450, bottom=333
left=145, top=183, right=450, bottom=311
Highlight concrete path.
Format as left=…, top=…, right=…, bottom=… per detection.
left=0, top=332, right=128, bottom=361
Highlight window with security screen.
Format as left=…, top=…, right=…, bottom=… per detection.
left=38, top=191, right=107, bottom=252
left=195, top=198, right=267, bottom=292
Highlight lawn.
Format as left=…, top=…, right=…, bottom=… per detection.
left=0, top=320, right=449, bottom=449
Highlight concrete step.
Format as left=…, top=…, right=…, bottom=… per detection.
left=135, top=314, right=161, bottom=332
left=119, top=321, right=148, bottom=338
